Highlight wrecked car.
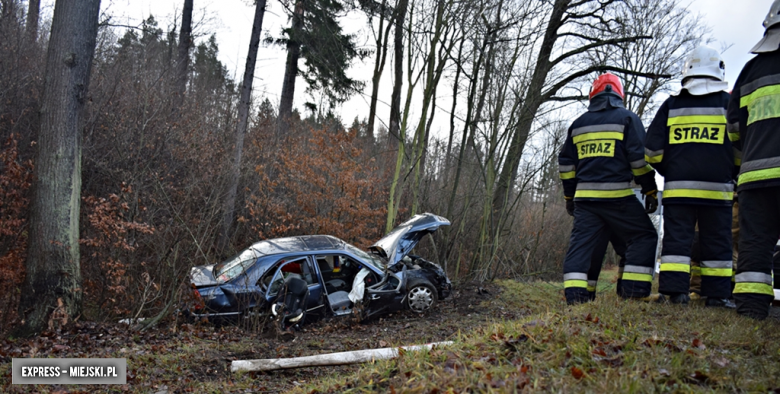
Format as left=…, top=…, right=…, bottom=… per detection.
left=188, top=213, right=451, bottom=326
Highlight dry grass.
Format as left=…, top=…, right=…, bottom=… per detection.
left=293, top=270, right=780, bottom=393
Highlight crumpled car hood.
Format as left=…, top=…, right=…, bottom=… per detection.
left=369, top=213, right=450, bottom=266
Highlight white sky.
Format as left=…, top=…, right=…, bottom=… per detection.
left=34, top=0, right=772, bottom=130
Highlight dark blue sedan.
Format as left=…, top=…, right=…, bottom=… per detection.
left=189, top=213, right=451, bottom=325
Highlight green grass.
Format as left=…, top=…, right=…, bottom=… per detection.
left=295, top=270, right=780, bottom=393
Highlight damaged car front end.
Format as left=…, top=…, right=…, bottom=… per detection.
left=187, top=213, right=451, bottom=327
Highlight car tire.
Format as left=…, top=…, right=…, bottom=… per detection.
left=406, top=279, right=437, bottom=313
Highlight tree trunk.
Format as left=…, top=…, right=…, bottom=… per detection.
left=219, top=0, right=266, bottom=253
left=386, top=0, right=408, bottom=151
left=26, top=0, right=40, bottom=41
left=277, top=0, right=305, bottom=138
left=384, top=0, right=409, bottom=232
left=366, top=0, right=392, bottom=136
left=410, top=0, right=446, bottom=216
left=172, top=0, right=194, bottom=113
left=16, top=0, right=102, bottom=337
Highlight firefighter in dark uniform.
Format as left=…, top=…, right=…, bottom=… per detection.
left=728, top=1, right=780, bottom=319
left=645, top=45, right=736, bottom=307
left=559, top=73, right=659, bottom=305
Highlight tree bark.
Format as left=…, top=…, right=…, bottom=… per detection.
left=172, top=0, right=194, bottom=113
left=386, top=0, right=408, bottom=151
left=16, top=0, right=102, bottom=336
left=277, top=0, right=305, bottom=138
left=219, top=0, right=266, bottom=253
left=26, top=0, right=40, bottom=41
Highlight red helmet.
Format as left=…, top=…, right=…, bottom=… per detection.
left=589, top=73, right=624, bottom=99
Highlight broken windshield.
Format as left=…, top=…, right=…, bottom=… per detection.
left=214, top=248, right=260, bottom=283
left=345, top=244, right=384, bottom=271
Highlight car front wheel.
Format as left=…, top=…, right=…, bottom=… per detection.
left=407, top=279, right=437, bottom=313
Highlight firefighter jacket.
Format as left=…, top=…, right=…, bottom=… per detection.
left=644, top=90, right=735, bottom=206
left=558, top=93, right=657, bottom=201
left=727, top=48, right=780, bottom=191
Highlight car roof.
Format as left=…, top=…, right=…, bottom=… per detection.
left=246, top=235, right=349, bottom=257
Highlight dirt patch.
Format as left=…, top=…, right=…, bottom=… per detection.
left=0, top=281, right=510, bottom=393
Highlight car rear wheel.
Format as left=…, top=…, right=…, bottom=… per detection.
left=407, top=279, right=437, bottom=313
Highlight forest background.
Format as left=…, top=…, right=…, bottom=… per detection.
left=0, top=0, right=767, bottom=335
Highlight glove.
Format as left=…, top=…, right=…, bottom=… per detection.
left=644, top=190, right=658, bottom=214
left=565, top=199, right=575, bottom=217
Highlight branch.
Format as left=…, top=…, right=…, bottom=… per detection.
left=547, top=95, right=588, bottom=101
left=550, top=35, right=653, bottom=68
left=541, top=65, right=672, bottom=102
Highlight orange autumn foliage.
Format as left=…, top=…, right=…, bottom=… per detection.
left=0, top=134, right=33, bottom=327
left=247, top=127, right=387, bottom=248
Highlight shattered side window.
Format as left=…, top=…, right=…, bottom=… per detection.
left=214, top=249, right=259, bottom=284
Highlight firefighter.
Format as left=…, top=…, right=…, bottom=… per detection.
left=728, top=1, right=780, bottom=319
left=645, top=45, right=736, bottom=307
left=559, top=72, right=659, bottom=305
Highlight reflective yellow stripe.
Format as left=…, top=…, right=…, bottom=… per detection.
left=662, top=189, right=734, bottom=201
left=690, top=266, right=702, bottom=277
left=735, top=157, right=742, bottom=166
left=622, top=272, right=652, bottom=282
left=572, top=132, right=624, bottom=144
left=728, top=132, right=740, bottom=142
left=574, top=189, right=634, bottom=199
left=560, top=171, right=576, bottom=180
left=733, top=282, right=774, bottom=296
left=586, top=286, right=597, bottom=292
left=660, top=263, right=690, bottom=273
left=632, top=164, right=653, bottom=176
left=645, top=154, right=663, bottom=164
left=700, top=267, right=732, bottom=277
left=564, top=279, right=588, bottom=288
left=740, top=84, right=780, bottom=125
left=738, top=167, right=780, bottom=185
left=667, top=115, right=727, bottom=126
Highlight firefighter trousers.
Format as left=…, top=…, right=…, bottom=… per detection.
left=735, top=187, right=780, bottom=319
left=587, top=230, right=627, bottom=300
left=659, top=204, right=732, bottom=299
left=563, top=198, right=657, bottom=304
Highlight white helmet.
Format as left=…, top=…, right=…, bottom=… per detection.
left=681, top=45, right=725, bottom=82
left=751, top=0, right=780, bottom=53
left=763, top=0, right=780, bottom=30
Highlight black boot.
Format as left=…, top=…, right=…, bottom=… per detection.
left=705, top=298, right=736, bottom=309
left=668, top=293, right=690, bottom=305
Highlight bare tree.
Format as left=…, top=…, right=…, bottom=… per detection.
left=366, top=0, right=394, bottom=136
left=220, top=0, right=266, bottom=253
left=16, top=0, right=102, bottom=336
left=25, top=0, right=39, bottom=41
left=492, top=0, right=666, bottom=234
left=172, top=0, right=194, bottom=113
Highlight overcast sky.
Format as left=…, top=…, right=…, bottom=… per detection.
left=35, top=0, right=773, bottom=127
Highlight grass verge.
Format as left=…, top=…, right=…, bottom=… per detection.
left=293, top=271, right=780, bottom=393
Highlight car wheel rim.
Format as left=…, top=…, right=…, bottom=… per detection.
left=408, top=286, right=433, bottom=312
